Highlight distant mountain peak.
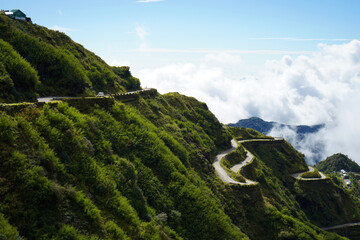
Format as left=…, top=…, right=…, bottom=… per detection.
left=228, top=117, right=325, bottom=164
left=228, top=117, right=324, bottom=135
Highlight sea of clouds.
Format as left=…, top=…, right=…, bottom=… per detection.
left=137, top=40, right=360, bottom=164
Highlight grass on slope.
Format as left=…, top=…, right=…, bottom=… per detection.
left=220, top=156, right=247, bottom=183
left=0, top=14, right=140, bottom=101
left=301, top=169, right=321, bottom=178
left=316, top=153, right=360, bottom=174
left=295, top=179, right=360, bottom=227
left=0, top=94, right=247, bottom=240
left=0, top=39, right=39, bottom=102
left=241, top=140, right=308, bottom=179
left=223, top=146, right=247, bottom=167
left=228, top=126, right=273, bottom=140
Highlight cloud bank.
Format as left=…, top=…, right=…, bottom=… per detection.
left=137, top=40, right=360, bottom=163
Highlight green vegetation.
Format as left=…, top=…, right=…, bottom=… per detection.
left=295, top=179, right=360, bottom=227
left=0, top=95, right=249, bottom=240
left=265, top=207, right=348, bottom=240
left=228, top=126, right=273, bottom=140
left=0, top=39, right=39, bottom=102
left=0, top=91, right=349, bottom=240
left=0, top=14, right=141, bottom=102
left=230, top=129, right=360, bottom=238
left=0, top=213, right=22, bottom=240
left=223, top=146, right=247, bottom=168
left=316, top=153, right=360, bottom=174
left=300, top=169, right=322, bottom=178
left=328, top=225, right=360, bottom=240
left=0, top=15, right=357, bottom=239
left=242, top=140, right=308, bottom=178
left=220, top=156, right=247, bottom=183
left=112, top=66, right=141, bottom=91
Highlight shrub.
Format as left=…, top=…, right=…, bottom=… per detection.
left=0, top=39, right=39, bottom=102
left=104, top=221, right=130, bottom=240
left=112, top=66, right=140, bottom=91
left=226, top=146, right=247, bottom=166
left=74, top=191, right=102, bottom=223
left=0, top=114, right=16, bottom=144
left=55, top=225, right=84, bottom=240
left=0, top=213, right=21, bottom=240
left=300, top=169, right=321, bottom=178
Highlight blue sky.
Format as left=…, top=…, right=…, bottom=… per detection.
left=2, top=0, right=360, bottom=72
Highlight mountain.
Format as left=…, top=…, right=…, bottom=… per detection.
left=228, top=117, right=324, bottom=137
left=228, top=117, right=325, bottom=164
left=315, top=153, right=360, bottom=174
left=0, top=14, right=358, bottom=240
left=0, top=13, right=140, bottom=103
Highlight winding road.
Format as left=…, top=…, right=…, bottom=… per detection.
left=321, top=222, right=360, bottom=231
left=213, top=138, right=282, bottom=185
left=213, top=138, right=358, bottom=232
left=230, top=138, right=282, bottom=173
left=213, top=139, right=255, bottom=185
left=291, top=166, right=327, bottom=180
left=37, top=88, right=156, bottom=103
left=213, top=138, right=326, bottom=185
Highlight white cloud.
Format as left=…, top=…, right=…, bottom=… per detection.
left=135, top=25, right=149, bottom=50
left=268, top=125, right=326, bottom=165
left=136, top=0, right=163, bottom=2
left=50, top=25, right=76, bottom=33
left=135, top=26, right=148, bottom=40
left=322, top=90, right=360, bottom=162
left=136, top=40, right=360, bottom=164
left=57, top=10, right=63, bottom=15
left=205, top=52, right=242, bottom=65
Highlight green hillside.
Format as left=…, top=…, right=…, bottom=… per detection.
left=316, top=153, right=360, bottom=174
left=0, top=15, right=357, bottom=240
left=0, top=13, right=140, bottom=102
left=0, top=92, right=351, bottom=240
left=236, top=130, right=360, bottom=238
left=0, top=39, right=39, bottom=102
left=0, top=95, right=248, bottom=240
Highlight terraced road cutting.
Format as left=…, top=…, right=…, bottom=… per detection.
left=213, top=138, right=281, bottom=185
left=214, top=137, right=327, bottom=185
left=213, top=139, right=259, bottom=185
left=291, top=166, right=327, bottom=180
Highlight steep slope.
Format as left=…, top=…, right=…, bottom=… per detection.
left=127, top=98, right=349, bottom=239
left=226, top=128, right=360, bottom=239
left=240, top=135, right=360, bottom=227
left=0, top=94, right=250, bottom=240
left=0, top=92, right=350, bottom=240
left=0, top=39, right=39, bottom=102
left=316, top=154, right=360, bottom=174
left=294, top=178, right=360, bottom=227
left=0, top=13, right=140, bottom=102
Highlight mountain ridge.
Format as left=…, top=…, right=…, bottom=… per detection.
left=0, top=13, right=140, bottom=102
left=228, top=117, right=324, bottom=137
